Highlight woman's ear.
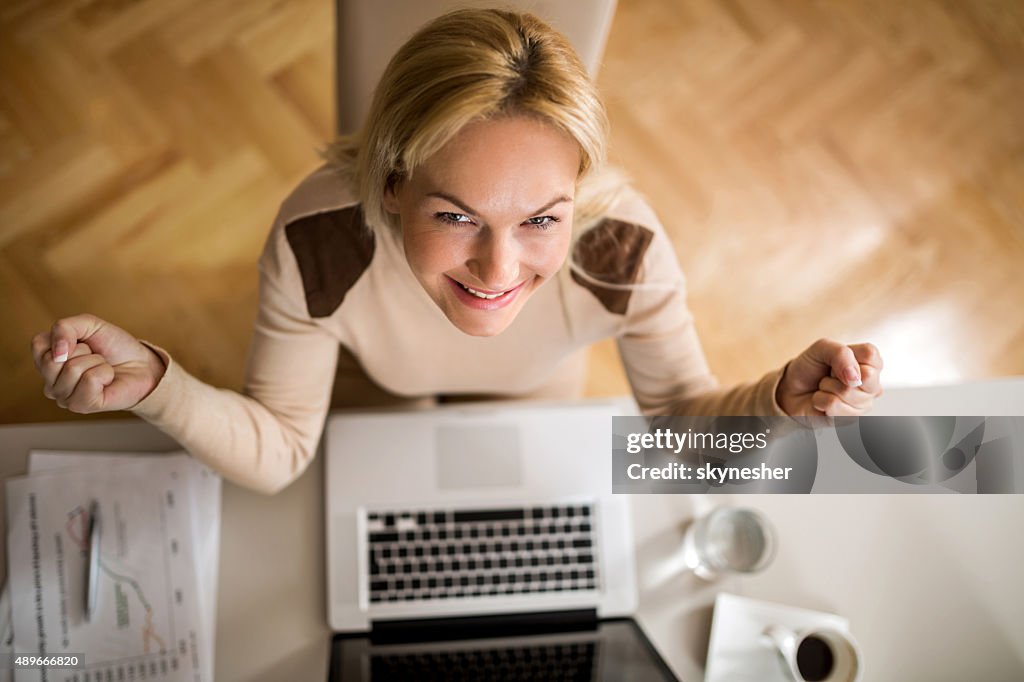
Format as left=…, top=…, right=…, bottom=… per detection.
left=382, top=175, right=401, bottom=214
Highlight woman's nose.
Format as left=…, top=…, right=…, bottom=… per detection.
left=467, top=231, right=521, bottom=290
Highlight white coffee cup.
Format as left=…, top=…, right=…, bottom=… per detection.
left=762, top=625, right=862, bottom=682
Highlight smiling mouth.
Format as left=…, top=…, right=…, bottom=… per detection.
left=453, top=279, right=524, bottom=299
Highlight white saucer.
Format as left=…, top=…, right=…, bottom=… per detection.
left=704, top=593, right=852, bottom=682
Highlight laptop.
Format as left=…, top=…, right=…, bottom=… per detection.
left=324, top=397, right=679, bottom=680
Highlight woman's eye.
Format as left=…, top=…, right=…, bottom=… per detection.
left=524, top=216, right=560, bottom=229
left=436, top=212, right=473, bottom=225
left=434, top=212, right=560, bottom=229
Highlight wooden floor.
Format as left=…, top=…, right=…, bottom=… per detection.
left=1, top=0, right=1022, bottom=423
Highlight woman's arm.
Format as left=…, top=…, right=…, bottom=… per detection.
left=129, top=271, right=339, bottom=494
left=613, top=193, right=880, bottom=417
left=33, top=220, right=341, bottom=495
left=614, top=272, right=787, bottom=417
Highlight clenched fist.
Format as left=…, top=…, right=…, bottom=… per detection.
left=31, top=314, right=166, bottom=414
left=776, top=338, right=884, bottom=418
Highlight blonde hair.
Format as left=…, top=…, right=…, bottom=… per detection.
left=320, top=7, right=627, bottom=237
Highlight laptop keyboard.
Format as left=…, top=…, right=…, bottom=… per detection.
left=369, top=641, right=597, bottom=680
left=365, top=504, right=598, bottom=604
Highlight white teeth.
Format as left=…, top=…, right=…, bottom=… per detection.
left=460, top=282, right=508, bottom=299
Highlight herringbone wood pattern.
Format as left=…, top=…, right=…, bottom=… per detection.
left=2, top=0, right=1022, bottom=423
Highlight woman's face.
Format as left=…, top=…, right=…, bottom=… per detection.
left=383, top=116, right=581, bottom=337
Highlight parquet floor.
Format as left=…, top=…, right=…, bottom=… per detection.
left=1, top=0, right=1022, bottom=423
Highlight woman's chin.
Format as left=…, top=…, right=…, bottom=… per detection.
left=446, top=312, right=516, bottom=337
left=439, top=299, right=524, bottom=337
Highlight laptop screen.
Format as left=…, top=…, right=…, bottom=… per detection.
left=329, top=617, right=679, bottom=681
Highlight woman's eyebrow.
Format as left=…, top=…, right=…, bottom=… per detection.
left=427, top=191, right=572, bottom=217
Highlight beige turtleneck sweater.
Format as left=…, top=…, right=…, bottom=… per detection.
left=130, top=165, right=787, bottom=494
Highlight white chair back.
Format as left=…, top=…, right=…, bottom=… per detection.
left=335, top=0, right=618, bottom=134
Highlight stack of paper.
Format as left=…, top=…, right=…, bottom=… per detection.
left=2, top=451, right=220, bottom=682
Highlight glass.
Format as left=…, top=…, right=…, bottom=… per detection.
left=681, top=506, right=776, bottom=580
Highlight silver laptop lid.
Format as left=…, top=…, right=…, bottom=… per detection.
left=325, top=397, right=639, bottom=631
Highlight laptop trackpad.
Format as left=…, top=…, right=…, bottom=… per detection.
left=435, top=424, right=522, bottom=489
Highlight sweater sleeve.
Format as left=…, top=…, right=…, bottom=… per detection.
left=128, top=221, right=340, bottom=494
left=613, top=197, right=790, bottom=417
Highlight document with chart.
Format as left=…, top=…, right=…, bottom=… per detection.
left=5, top=458, right=206, bottom=682
left=25, top=451, right=219, bottom=682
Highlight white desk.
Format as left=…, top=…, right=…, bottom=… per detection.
left=0, top=421, right=329, bottom=681
left=639, top=380, right=1024, bottom=681
left=2, top=381, right=1022, bottom=681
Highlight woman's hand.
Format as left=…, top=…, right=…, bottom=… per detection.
left=31, top=313, right=166, bottom=414
left=776, top=338, right=884, bottom=417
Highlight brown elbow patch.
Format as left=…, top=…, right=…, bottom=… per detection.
left=570, top=218, right=655, bottom=315
left=285, top=205, right=376, bottom=318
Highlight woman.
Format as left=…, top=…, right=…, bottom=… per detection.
left=30, top=9, right=883, bottom=494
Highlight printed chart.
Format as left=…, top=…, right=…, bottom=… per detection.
left=5, top=463, right=204, bottom=682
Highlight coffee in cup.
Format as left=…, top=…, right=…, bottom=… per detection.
left=763, top=625, right=861, bottom=682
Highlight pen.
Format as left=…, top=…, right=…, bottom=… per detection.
left=85, top=500, right=100, bottom=622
